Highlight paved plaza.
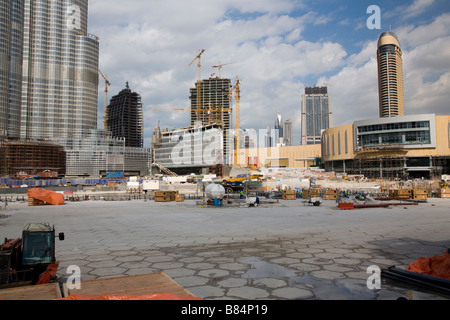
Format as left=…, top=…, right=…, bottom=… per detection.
left=1, top=196, right=449, bottom=300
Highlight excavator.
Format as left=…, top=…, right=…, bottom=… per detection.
left=0, top=223, right=64, bottom=289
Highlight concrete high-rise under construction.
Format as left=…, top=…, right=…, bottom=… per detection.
left=189, top=77, right=232, bottom=163
left=106, top=82, right=144, bottom=148
left=20, top=0, right=99, bottom=140
left=189, top=78, right=232, bottom=129
left=377, top=31, right=405, bottom=118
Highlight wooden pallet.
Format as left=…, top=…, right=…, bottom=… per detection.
left=0, top=283, right=62, bottom=300
left=62, top=272, right=195, bottom=298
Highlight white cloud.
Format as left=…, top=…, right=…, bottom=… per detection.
left=89, top=1, right=450, bottom=147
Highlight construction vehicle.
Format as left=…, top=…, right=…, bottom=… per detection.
left=222, top=175, right=262, bottom=194
left=0, top=223, right=65, bottom=288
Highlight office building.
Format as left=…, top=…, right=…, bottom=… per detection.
left=275, top=112, right=284, bottom=146
left=0, top=0, right=24, bottom=139
left=301, top=86, right=332, bottom=145
left=284, top=119, right=293, bottom=146
left=106, top=82, right=144, bottom=148
left=377, top=31, right=405, bottom=118
left=20, top=0, right=99, bottom=140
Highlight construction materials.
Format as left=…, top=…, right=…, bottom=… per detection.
left=0, top=283, right=62, bottom=300
left=282, top=190, right=296, bottom=200
left=27, top=188, right=64, bottom=206
left=323, top=189, right=337, bottom=200
left=438, top=189, right=450, bottom=198
left=62, top=272, right=196, bottom=299
left=389, top=189, right=411, bottom=199
left=154, top=191, right=178, bottom=202
left=412, top=189, right=427, bottom=200
left=303, top=189, right=318, bottom=199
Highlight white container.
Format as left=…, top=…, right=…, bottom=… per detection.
left=205, top=184, right=226, bottom=200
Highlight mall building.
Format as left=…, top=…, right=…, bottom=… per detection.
left=321, top=114, right=450, bottom=179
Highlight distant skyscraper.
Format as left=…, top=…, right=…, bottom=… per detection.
left=20, top=0, right=99, bottom=140
left=301, top=86, right=332, bottom=145
left=0, top=0, right=24, bottom=139
left=377, top=31, right=405, bottom=118
left=106, top=82, right=144, bottom=148
left=275, top=112, right=284, bottom=145
left=284, top=119, right=293, bottom=146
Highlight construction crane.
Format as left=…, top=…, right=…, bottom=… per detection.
left=98, top=69, right=111, bottom=130
left=212, top=62, right=237, bottom=78
left=189, top=49, right=206, bottom=122
left=228, top=76, right=242, bottom=167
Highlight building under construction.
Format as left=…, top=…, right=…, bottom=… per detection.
left=0, top=140, right=66, bottom=177
left=190, top=77, right=233, bottom=165
left=106, top=82, right=144, bottom=148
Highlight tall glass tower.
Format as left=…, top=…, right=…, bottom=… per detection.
left=301, top=86, right=332, bottom=145
left=377, top=32, right=405, bottom=118
left=0, top=0, right=24, bottom=139
left=20, top=0, right=99, bottom=140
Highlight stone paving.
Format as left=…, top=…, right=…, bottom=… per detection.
left=1, top=197, right=449, bottom=300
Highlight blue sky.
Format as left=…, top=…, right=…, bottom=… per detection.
left=88, top=0, right=450, bottom=148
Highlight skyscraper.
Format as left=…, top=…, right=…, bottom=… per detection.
left=0, top=0, right=24, bottom=139
left=377, top=31, right=405, bottom=118
left=190, top=77, right=232, bottom=163
left=20, top=0, right=99, bottom=140
left=106, top=82, right=144, bottom=148
left=284, top=119, right=293, bottom=146
left=301, top=86, right=332, bottom=145
left=275, top=112, right=284, bottom=145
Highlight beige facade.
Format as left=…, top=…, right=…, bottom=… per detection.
left=236, top=144, right=322, bottom=169
left=321, top=115, right=450, bottom=178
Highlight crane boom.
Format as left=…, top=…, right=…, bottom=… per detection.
left=98, top=69, right=111, bottom=130
left=189, top=49, right=205, bottom=122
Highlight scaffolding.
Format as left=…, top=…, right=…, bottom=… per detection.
left=0, top=140, right=66, bottom=177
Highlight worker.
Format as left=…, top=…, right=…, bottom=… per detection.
left=240, top=190, right=244, bottom=199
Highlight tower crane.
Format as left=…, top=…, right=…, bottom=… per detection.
left=98, top=69, right=111, bottom=130
left=189, top=49, right=206, bottom=122
left=228, top=76, right=242, bottom=167
left=212, top=62, right=237, bottom=78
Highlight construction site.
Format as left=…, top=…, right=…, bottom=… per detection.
left=0, top=48, right=449, bottom=302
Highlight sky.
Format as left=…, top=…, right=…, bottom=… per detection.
left=87, top=0, right=450, bottom=148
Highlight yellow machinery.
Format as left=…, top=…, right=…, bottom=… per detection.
left=98, top=69, right=111, bottom=130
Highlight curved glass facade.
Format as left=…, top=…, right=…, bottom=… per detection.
left=0, top=0, right=24, bottom=139
left=20, top=0, right=99, bottom=140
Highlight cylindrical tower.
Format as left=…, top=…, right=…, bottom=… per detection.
left=20, top=0, right=99, bottom=140
left=377, top=32, right=405, bottom=118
